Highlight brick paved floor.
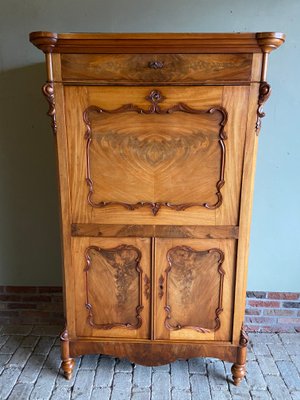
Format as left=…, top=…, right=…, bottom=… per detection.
left=0, top=325, right=299, bottom=399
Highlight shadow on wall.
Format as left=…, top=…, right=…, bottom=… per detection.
left=0, top=64, right=62, bottom=285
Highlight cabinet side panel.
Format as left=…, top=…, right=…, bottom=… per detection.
left=216, top=86, right=249, bottom=225
left=232, top=83, right=260, bottom=343
left=52, top=80, right=76, bottom=336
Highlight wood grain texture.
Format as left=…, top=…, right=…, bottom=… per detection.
left=164, top=246, right=225, bottom=333
left=84, top=245, right=143, bottom=330
left=83, top=88, right=227, bottom=215
left=61, top=53, right=253, bottom=83
left=72, top=237, right=150, bottom=339
left=232, top=83, right=260, bottom=345
left=154, top=238, right=235, bottom=341
left=66, top=85, right=244, bottom=225
left=69, top=339, right=238, bottom=365
left=71, top=223, right=239, bottom=239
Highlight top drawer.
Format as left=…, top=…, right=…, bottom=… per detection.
left=61, top=53, right=253, bottom=84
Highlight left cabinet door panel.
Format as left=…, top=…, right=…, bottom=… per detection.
left=72, top=237, right=151, bottom=339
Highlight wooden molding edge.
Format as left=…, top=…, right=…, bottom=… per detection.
left=29, top=31, right=58, bottom=53
left=30, top=31, right=285, bottom=54
left=256, top=32, right=286, bottom=53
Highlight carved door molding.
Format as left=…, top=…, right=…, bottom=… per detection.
left=83, top=89, right=228, bottom=215
left=163, top=245, right=225, bottom=333
left=84, top=244, right=144, bottom=330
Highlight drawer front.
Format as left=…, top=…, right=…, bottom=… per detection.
left=72, top=237, right=151, bottom=339
left=154, top=238, right=236, bottom=341
left=66, top=85, right=248, bottom=226
left=61, top=53, right=253, bottom=83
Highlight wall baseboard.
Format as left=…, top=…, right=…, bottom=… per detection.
left=0, top=286, right=299, bottom=333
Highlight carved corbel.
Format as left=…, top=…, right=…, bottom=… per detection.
left=256, top=81, right=271, bottom=135
left=42, top=82, right=57, bottom=135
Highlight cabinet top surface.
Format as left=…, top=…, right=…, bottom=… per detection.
left=29, top=31, right=285, bottom=54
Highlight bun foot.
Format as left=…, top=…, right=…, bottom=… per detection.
left=231, top=362, right=246, bottom=386
left=62, top=358, right=75, bottom=380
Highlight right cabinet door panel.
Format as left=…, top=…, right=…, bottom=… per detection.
left=154, top=238, right=236, bottom=341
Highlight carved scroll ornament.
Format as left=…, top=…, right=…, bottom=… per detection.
left=83, top=89, right=228, bottom=216
left=256, top=81, right=271, bottom=134
left=42, top=82, right=57, bottom=135
left=239, top=323, right=249, bottom=347
left=163, top=246, right=225, bottom=333
left=84, top=244, right=144, bottom=330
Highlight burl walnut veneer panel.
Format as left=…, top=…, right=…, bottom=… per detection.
left=30, top=31, right=285, bottom=384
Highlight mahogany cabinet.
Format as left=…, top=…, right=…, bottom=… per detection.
left=30, top=32, right=285, bottom=385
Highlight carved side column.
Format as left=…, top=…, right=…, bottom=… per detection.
left=231, top=323, right=248, bottom=386
left=60, top=327, right=75, bottom=380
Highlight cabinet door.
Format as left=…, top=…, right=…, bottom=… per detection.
left=65, top=85, right=248, bottom=226
left=154, top=238, right=235, bottom=341
left=72, top=237, right=151, bottom=339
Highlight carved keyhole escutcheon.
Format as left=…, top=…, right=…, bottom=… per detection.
left=148, top=60, right=164, bottom=69
left=158, top=275, right=164, bottom=299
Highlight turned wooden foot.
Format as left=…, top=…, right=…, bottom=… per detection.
left=231, top=362, right=246, bottom=386
left=61, top=358, right=75, bottom=380
left=60, top=326, right=75, bottom=380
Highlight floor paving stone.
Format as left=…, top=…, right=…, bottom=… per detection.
left=21, top=335, right=39, bottom=349
left=7, top=346, right=32, bottom=368
left=211, top=390, right=232, bottom=399
left=90, top=387, right=111, bottom=400
left=229, top=378, right=251, bottom=399
left=18, top=354, right=47, bottom=384
left=170, top=360, right=190, bottom=391
left=291, top=355, right=300, bottom=374
left=256, top=355, right=279, bottom=376
left=30, top=368, right=58, bottom=399
left=0, top=329, right=299, bottom=399
left=207, top=360, right=228, bottom=390
left=71, top=369, right=95, bottom=399
left=0, top=367, right=22, bottom=399
left=265, top=375, right=292, bottom=400
left=0, top=353, right=12, bottom=374
left=79, top=354, right=99, bottom=370
left=250, top=390, right=272, bottom=400
left=1, top=336, right=23, bottom=354
left=93, top=356, right=115, bottom=387
left=267, top=343, right=291, bottom=361
left=131, top=387, right=151, bottom=400
left=33, top=336, right=56, bottom=355
left=276, top=360, right=300, bottom=391
left=188, top=357, right=207, bottom=374
left=110, top=372, right=132, bottom=400
left=7, top=382, right=33, bottom=400
left=190, top=373, right=211, bottom=399
left=152, top=372, right=171, bottom=400
left=171, top=388, right=191, bottom=400
left=246, top=361, right=267, bottom=390
left=133, top=364, right=151, bottom=388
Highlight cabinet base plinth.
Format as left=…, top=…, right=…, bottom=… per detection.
left=68, top=338, right=241, bottom=367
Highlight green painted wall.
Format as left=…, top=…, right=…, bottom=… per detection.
left=0, top=0, right=299, bottom=291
